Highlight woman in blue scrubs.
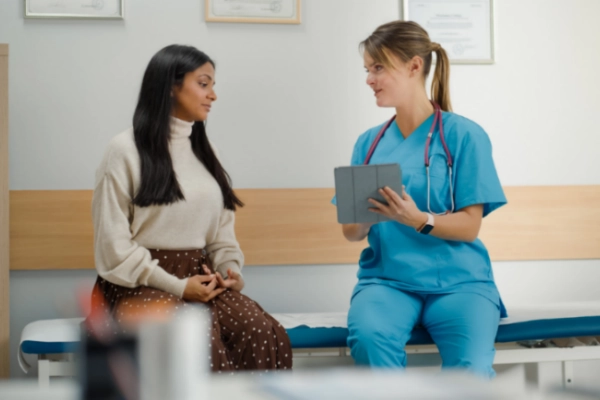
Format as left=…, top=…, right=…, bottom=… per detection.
left=341, top=21, right=507, bottom=378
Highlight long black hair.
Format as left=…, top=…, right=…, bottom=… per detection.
left=132, top=44, right=243, bottom=210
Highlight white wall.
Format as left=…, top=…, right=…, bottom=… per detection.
left=2, top=0, right=599, bottom=389
left=4, top=0, right=599, bottom=190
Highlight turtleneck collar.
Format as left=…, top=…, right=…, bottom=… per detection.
left=169, top=116, right=194, bottom=140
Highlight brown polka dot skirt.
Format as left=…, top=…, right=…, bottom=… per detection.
left=90, top=249, right=293, bottom=372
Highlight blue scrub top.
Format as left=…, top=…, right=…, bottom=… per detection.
left=336, top=112, right=508, bottom=318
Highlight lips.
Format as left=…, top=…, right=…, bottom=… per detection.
left=374, top=89, right=382, bottom=96
left=203, top=105, right=212, bottom=111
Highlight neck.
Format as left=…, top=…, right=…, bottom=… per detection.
left=394, top=93, right=434, bottom=139
left=169, top=116, right=194, bottom=140
left=171, top=107, right=194, bottom=123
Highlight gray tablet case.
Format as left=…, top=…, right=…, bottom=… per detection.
left=334, top=163, right=403, bottom=224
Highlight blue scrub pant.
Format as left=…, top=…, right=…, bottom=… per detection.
left=347, top=284, right=500, bottom=378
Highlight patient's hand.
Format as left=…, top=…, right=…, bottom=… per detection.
left=202, top=265, right=244, bottom=292
left=182, top=274, right=225, bottom=303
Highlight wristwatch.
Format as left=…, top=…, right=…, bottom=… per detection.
left=417, top=213, right=435, bottom=235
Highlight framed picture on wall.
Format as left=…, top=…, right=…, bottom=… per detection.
left=24, top=0, right=125, bottom=19
left=401, top=0, right=494, bottom=64
left=205, top=0, right=301, bottom=24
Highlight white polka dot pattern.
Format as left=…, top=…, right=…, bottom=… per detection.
left=89, top=248, right=293, bottom=372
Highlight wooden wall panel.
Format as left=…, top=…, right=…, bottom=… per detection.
left=480, top=186, right=600, bottom=261
left=9, top=185, right=600, bottom=272
left=234, top=189, right=364, bottom=265
left=10, top=190, right=95, bottom=270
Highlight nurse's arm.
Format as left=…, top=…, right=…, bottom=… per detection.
left=372, top=187, right=483, bottom=242
left=426, top=204, right=483, bottom=242
left=341, top=223, right=374, bottom=242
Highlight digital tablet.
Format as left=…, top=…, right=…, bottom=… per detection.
left=334, top=163, right=403, bottom=224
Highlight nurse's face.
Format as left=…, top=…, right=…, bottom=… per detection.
left=364, top=52, right=421, bottom=108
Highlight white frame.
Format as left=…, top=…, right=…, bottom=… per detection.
left=294, top=344, right=600, bottom=391
left=0, top=44, right=8, bottom=379
left=36, top=345, right=600, bottom=390
left=400, top=0, right=495, bottom=64
left=205, top=0, right=301, bottom=25
left=24, top=0, right=125, bottom=20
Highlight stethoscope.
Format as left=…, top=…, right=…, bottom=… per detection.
left=363, top=102, right=455, bottom=215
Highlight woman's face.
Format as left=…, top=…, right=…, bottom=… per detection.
left=172, top=62, right=217, bottom=122
left=364, top=51, right=422, bottom=108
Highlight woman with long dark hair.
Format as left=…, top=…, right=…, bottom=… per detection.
left=89, top=44, right=292, bottom=372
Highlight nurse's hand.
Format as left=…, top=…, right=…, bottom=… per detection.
left=368, top=186, right=427, bottom=229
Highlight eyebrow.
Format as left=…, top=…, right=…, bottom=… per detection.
left=198, top=74, right=213, bottom=81
left=364, top=62, right=376, bottom=69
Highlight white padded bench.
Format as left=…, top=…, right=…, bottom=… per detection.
left=19, top=302, right=600, bottom=388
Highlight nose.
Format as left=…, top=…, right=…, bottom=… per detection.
left=208, top=89, right=217, bottom=102
left=366, top=73, right=376, bottom=88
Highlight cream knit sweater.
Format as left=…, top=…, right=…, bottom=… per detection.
left=92, top=117, right=244, bottom=298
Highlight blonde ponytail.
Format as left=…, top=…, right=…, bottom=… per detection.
left=431, top=43, right=452, bottom=112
